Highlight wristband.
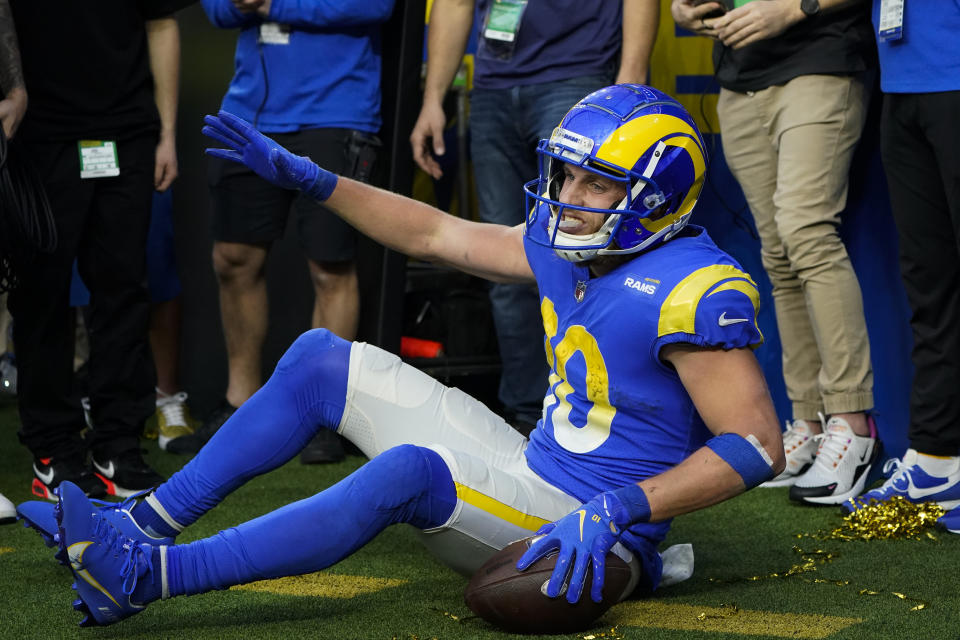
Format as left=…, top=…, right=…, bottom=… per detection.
left=705, top=432, right=775, bottom=488
left=603, top=483, right=651, bottom=527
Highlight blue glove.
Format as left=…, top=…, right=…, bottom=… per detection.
left=516, top=493, right=624, bottom=604
left=202, top=110, right=338, bottom=202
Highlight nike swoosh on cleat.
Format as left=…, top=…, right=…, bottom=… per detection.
left=93, top=461, right=115, bottom=479
left=33, top=464, right=55, bottom=486
left=718, top=312, right=749, bottom=327
left=68, top=541, right=123, bottom=609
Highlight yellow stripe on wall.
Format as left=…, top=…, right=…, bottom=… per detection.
left=455, top=482, right=551, bottom=532
left=607, top=601, right=862, bottom=638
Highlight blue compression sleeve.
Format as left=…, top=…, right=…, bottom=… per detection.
left=162, top=446, right=456, bottom=599
left=152, top=330, right=351, bottom=528
left=705, top=432, right=775, bottom=488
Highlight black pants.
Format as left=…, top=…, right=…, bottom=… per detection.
left=881, top=91, right=960, bottom=455
left=10, top=134, right=157, bottom=460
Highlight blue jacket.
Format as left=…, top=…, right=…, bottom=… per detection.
left=202, top=0, right=395, bottom=133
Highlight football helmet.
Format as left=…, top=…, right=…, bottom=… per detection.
left=523, top=84, right=707, bottom=262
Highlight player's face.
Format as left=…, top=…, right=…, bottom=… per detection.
left=555, top=164, right=626, bottom=235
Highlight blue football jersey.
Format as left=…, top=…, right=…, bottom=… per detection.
left=523, top=225, right=762, bottom=553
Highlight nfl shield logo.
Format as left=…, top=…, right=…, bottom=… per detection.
left=574, top=280, right=586, bottom=302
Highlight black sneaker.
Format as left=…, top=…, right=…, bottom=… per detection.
left=299, top=430, right=346, bottom=464
left=31, top=455, right=107, bottom=501
left=91, top=449, right=165, bottom=498
left=165, top=399, right=237, bottom=455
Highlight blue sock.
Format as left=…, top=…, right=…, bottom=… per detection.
left=152, top=330, right=351, bottom=528
left=131, top=494, right=182, bottom=539
left=163, top=445, right=456, bottom=597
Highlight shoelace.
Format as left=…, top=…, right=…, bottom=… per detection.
left=812, top=429, right=853, bottom=469
left=157, top=392, right=189, bottom=426
left=88, top=491, right=145, bottom=514
left=782, top=422, right=810, bottom=451
left=92, top=514, right=154, bottom=597
left=875, top=457, right=911, bottom=492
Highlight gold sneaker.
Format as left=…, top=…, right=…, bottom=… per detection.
left=156, top=390, right=195, bottom=451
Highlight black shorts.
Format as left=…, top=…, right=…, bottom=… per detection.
left=208, top=127, right=379, bottom=263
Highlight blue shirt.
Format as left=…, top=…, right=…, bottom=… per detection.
left=872, top=0, right=960, bottom=93
left=522, top=225, right=762, bottom=566
left=202, top=0, right=395, bottom=133
left=472, top=0, right=622, bottom=89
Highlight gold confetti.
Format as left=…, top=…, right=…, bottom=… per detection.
left=799, top=497, right=944, bottom=542
left=707, top=543, right=930, bottom=611
left=430, top=607, right=478, bottom=626
left=580, top=626, right=623, bottom=639
left=696, top=604, right=740, bottom=621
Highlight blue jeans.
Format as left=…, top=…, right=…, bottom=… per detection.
left=469, top=74, right=611, bottom=423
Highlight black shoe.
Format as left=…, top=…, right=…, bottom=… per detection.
left=31, top=454, right=107, bottom=501
left=300, top=430, right=345, bottom=464
left=92, top=449, right=165, bottom=498
left=166, top=399, right=237, bottom=455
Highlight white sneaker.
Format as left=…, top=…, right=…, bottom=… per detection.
left=761, top=418, right=820, bottom=487
left=789, top=414, right=879, bottom=505
left=0, top=491, right=15, bottom=524
left=156, top=390, right=195, bottom=451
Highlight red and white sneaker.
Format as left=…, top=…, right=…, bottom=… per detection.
left=31, top=455, right=107, bottom=501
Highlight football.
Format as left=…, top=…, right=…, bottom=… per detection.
left=464, top=537, right=635, bottom=634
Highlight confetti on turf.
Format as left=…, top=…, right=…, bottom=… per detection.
left=0, top=547, right=13, bottom=555
left=800, top=496, right=944, bottom=542
left=581, top=626, right=623, bottom=639
left=431, top=607, right=478, bottom=625
left=707, top=536, right=933, bottom=611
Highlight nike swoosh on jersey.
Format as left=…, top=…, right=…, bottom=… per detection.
left=33, top=464, right=55, bottom=486
left=577, top=510, right=586, bottom=542
left=94, top=460, right=116, bottom=479
left=718, top=312, right=749, bottom=327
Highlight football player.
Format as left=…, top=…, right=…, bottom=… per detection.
left=28, top=84, right=785, bottom=627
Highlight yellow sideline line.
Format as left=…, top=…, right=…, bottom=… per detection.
left=231, top=572, right=406, bottom=599
left=606, top=601, right=862, bottom=638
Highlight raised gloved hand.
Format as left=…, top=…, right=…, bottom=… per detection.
left=516, top=494, right=623, bottom=604
left=202, top=110, right=337, bottom=202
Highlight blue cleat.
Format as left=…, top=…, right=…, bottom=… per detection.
left=17, top=493, right=173, bottom=557
left=937, top=505, right=960, bottom=534
left=843, top=451, right=960, bottom=514
left=56, top=481, right=161, bottom=626
left=17, top=500, right=65, bottom=562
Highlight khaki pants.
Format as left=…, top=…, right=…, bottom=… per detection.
left=717, top=74, right=873, bottom=419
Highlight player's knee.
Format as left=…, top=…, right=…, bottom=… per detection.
left=212, top=242, right=263, bottom=283
left=275, top=328, right=351, bottom=380
left=349, top=445, right=456, bottom=529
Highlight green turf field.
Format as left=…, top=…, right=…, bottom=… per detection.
left=2, top=399, right=958, bottom=640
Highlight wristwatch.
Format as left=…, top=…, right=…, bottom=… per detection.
left=800, top=0, right=821, bottom=17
